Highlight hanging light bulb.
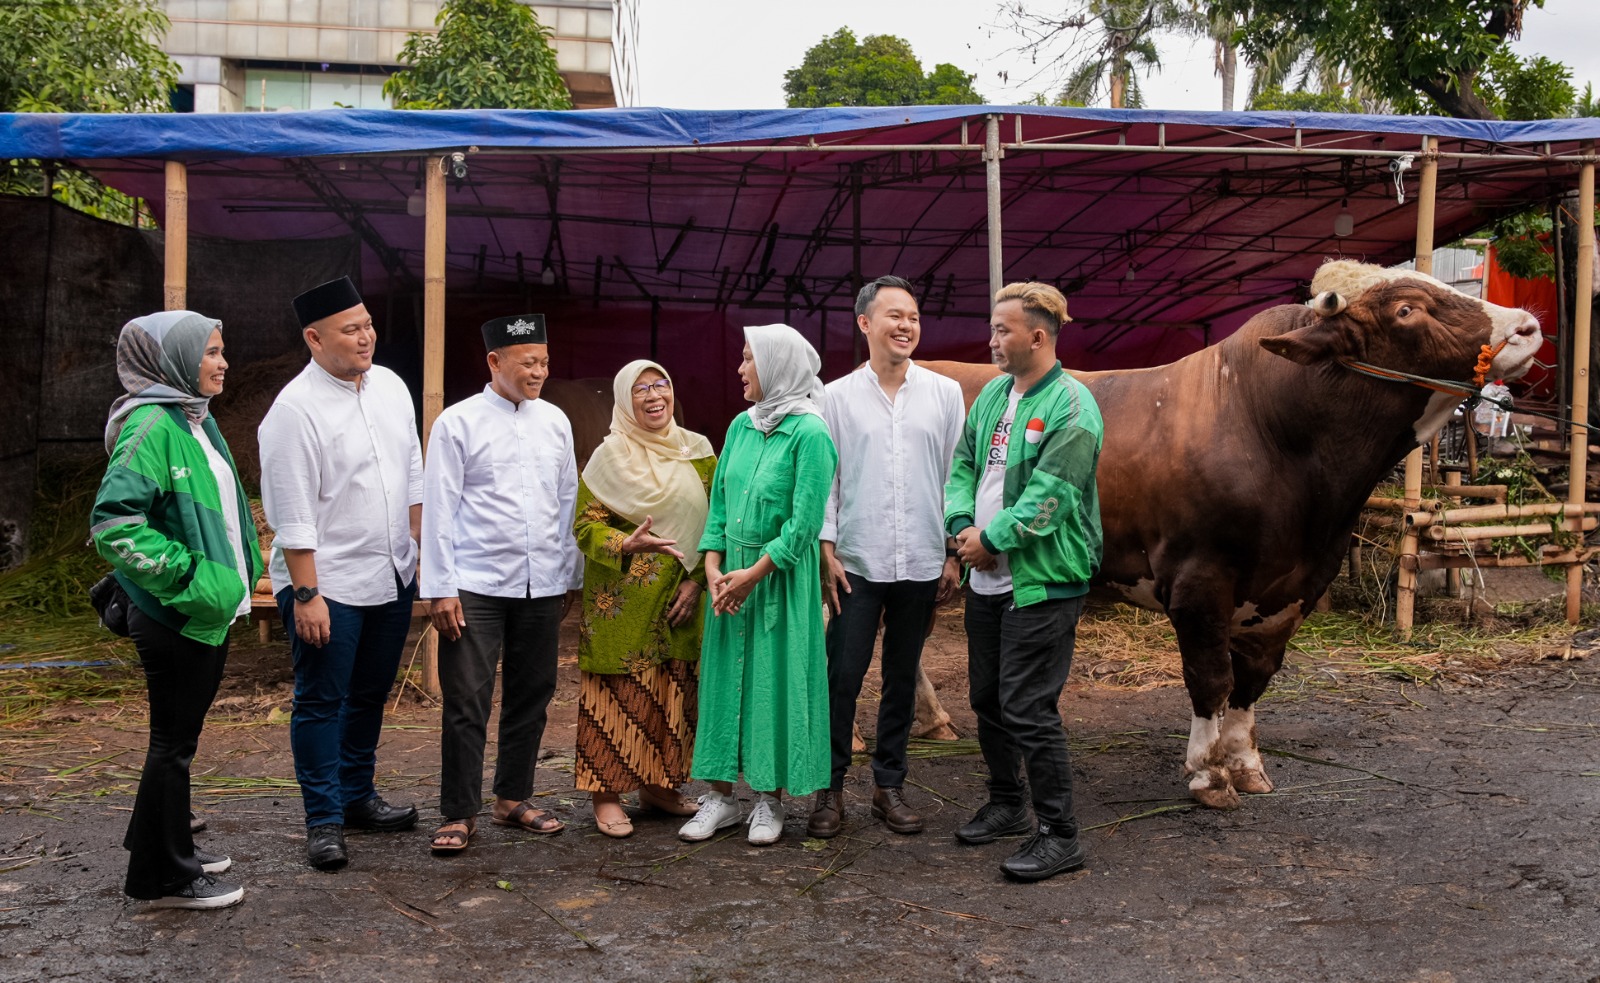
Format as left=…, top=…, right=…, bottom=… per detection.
left=540, top=266, right=557, bottom=286
left=406, top=192, right=424, bottom=217
left=1334, top=198, right=1354, bottom=238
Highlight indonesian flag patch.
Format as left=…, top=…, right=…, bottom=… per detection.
left=1024, top=417, right=1046, bottom=444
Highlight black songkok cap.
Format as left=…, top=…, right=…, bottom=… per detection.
left=292, top=276, right=364, bottom=329
left=481, top=314, right=548, bottom=351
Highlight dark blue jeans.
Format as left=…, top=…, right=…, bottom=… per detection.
left=278, top=575, right=415, bottom=828
left=964, top=589, right=1084, bottom=832
left=826, top=573, right=940, bottom=789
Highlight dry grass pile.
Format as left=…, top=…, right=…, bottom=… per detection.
left=209, top=350, right=308, bottom=494
left=0, top=459, right=142, bottom=728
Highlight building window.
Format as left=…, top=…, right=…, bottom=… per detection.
left=243, top=65, right=392, bottom=112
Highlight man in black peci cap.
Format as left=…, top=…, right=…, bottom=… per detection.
left=259, top=276, right=425, bottom=871
left=418, top=314, right=582, bottom=854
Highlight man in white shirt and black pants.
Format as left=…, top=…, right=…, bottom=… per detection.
left=260, top=277, right=425, bottom=871
left=420, top=315, right=582, bottom=855
left=809, top=275, right=965, bottom=839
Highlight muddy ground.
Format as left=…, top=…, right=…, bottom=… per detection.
left=3, top=600, right=1599, bottom=983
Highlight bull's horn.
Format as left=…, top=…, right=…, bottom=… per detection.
left=1306, top=291, right=1347, bottom=317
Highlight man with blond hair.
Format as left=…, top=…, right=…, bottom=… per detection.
left=944, top=281, right=1103, bottom=882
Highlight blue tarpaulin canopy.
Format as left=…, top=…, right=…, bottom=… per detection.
left=3, top=105, right=1594, bottom=414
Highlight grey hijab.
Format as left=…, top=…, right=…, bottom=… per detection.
left=104, top=310, right=220, bottom=454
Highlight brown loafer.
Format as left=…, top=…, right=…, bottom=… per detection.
left=871, top=786, right=923, bottom=835
left=806, top=787, right=844, bottom=839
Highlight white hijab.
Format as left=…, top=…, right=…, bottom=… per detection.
left=581, top=360, right=715, bottom=571
left=743, top=324, right=826, bottom=434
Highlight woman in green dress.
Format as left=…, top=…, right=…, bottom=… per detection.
left=678, top=324, right=838, bottom=847
left=573, top=360, right=717, bottom=838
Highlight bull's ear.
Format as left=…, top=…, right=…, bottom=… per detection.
left=1306, top=290, right=1347, bottom=317
left=1260, top=323, right=1342, bottom=366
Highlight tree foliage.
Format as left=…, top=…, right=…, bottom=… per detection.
left=997, top=0, right=1183, bottom=109
left=384, top=0, right=571, bottom=110
left=0, top=0, right=177, bottom=224
left=783, top=28, right=982, bottom=107
left=1219, top=0, right=1554, bottom=120
left=1249, top=86, right=1362, bottom=114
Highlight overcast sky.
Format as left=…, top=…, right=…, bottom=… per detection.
left=635, top=0, right=1600, bottom=113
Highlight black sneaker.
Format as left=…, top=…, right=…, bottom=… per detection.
left=193, top=849, right=231, bottom=875
left=999, top=823, right=1087, bottom=882
left=955, top=802, right=1032, bottom=845
left=147, top=874, right=244, bottom=910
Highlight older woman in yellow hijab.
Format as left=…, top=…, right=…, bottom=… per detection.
left=572, top=360, right=716, bottom=837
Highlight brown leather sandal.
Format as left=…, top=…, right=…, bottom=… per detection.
left=430, top=818, right=475, bottom=855
left=491, top=800, right=565, bottom=834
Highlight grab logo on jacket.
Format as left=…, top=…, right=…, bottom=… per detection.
left=171, top=466, right=191, bottom=480
left=109, top=537, right=170, bottom=574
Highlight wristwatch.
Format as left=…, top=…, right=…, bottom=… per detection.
left=293, top=585, right=320, bottom=603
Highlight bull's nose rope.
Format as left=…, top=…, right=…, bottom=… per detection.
left=1335, top=348, right=1598, bottom=434
left=1472, top=339, right=1509, bottom=388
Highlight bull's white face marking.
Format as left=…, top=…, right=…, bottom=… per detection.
left=1155, top=399, right=1162, bottom=408
left=1221, top=363, right=1231, bottom=380
left=1312, top=260, right=1542, bottom=383
left=1114, top=578, right=1161, bottom=612
left=1186, top=712, right=1223, bottom=787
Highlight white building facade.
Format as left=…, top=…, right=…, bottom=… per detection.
left=162, top=0, right=638, bottom=112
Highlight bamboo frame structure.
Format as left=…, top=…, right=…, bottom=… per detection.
left=1566, top=150, right=1596, bottom=621
left=163, top=161, right=187, bottom=310
left=1395, top=136, right=1438, bottom=641
left=419, top=155, right=447, bottom=698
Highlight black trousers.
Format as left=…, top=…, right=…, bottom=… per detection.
left=437, top=591, right=561, bottom=819
left=123, top=603, right=229, bottom=898
left=826, top=573, right=940, bottom=789
left=963, top=588, right=1084, bottom=832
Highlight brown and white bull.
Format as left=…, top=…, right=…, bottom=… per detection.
left=924, top=259, right=1541, bottom=808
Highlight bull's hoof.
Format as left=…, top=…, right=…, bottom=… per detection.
left=1188, top=771, right=1241, bottom=810
left=911, top=722, right=959, bottom=741
left=851, top=736, right=867, bottom=754
left=1233, top=768, right=1274, bottom=795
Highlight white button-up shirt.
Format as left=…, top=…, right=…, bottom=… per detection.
left=821, top=361, right=965, bottom=583
left=420, top=386, right=583, bottom=600
left=259, top=361, right=424, bottom=605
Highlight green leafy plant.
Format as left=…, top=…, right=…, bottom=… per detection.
left=383, top=0, right=572, bottom=110
left=0, top=0, right=174, bottom=225
left=783, top=28, right=982, bottom=107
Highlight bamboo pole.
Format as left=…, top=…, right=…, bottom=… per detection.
left=163, top=161, right=187, bottom=310
left=1407, top=501, right=1600, bottom=528
left=1566, top=149, right=1595, bottom=623
left=1396, top=136, right=1438, bottom=641
left=985, top=114, right=1002, bottom=302
left=420, top=155, right=447, bottom=699
left=1409, top=547, right=1599, bottom=571
left=1424, top=517, right=1595, bottom=543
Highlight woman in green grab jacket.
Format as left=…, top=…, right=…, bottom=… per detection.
left=91, top=311, right=261, bottom=911
left=677, top=324, right=838, bottom=848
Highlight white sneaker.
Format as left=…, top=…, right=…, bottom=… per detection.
left=746, top=793, right=785, bottom=846
left=194, top=849, right=231, bottom=875
left=678, top=791, right=742, bottom=842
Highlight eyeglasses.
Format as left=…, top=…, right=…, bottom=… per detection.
left=631, top=379, right=672, bottom=397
